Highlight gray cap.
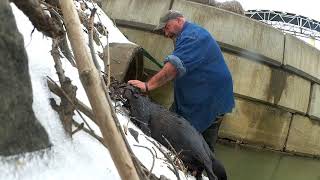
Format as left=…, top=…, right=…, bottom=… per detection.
left=154, top=10, right=184, bottom=30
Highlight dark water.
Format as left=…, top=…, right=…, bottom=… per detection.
left=215, top=144, right=320, bottom=180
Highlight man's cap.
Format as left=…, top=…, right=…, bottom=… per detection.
left=154, top=10, right=184, bottom=30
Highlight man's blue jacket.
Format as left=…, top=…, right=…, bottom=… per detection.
left=164, top=21, right=235, bottom=133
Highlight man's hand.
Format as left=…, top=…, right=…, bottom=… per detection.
left=128, top=80, right=147, bottom=92
left=128, top=62, right=177, bottom=93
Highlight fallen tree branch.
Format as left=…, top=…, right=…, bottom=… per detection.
left=10, top=0, right=63, bottom=38
left=59, top=1, right=140, bottom=179
left=47, top=77, right=96, bottom=135
left=50, top=39, right=76, bottom=135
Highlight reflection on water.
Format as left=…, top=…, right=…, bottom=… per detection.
left=215, top=144, right=320, bottom=180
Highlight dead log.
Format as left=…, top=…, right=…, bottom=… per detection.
left=51, top=39, right=77, bottom=135
left=59, top=0, right=140, bottom=179
left=47, top=79, right=96, bottom=124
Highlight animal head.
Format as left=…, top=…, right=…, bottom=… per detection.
left=122, top=85, right=140, bottom=101
left=109, top=82, right=143, bottom=108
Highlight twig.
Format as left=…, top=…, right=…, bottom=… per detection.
left=40, top=1, right=64, bottom=23
left=40, top=1, right=61, bottom=12
left=47, top=77, right=96, bottom=135
left=72, top=120, right=107, bottom=149
left=105, top=26, right=111, bottom=89
left=51, top=39, right=75, bottom=134
left=162, top=135, right=187, bottom=172
left=152, top=147, right=159, bottom=159
left=144, top=136, right=181, bottom=180
left=44, top=1, right=76, bottom=67
left=77, top=8, right=102, bottom=46
left=86, top=0, right=110, bottom=87
left=51, top=39, right=66, bottom=83
left=133, top=144, right=156, bottom=179
left=74, top=121, right=162, bottom=179
left=124, top=116, right=130, bottom=135
left=48, top=8, right=65, bottom=25
left=47, top=79, right=96, bottom=122
left=71, top=122, right=84, bottom=135
left=88, top=8, right=101, bottom=71
left=162, top=135, right=178, bottom=157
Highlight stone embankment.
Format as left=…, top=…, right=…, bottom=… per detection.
left=102, top=0, right=320, bottom=157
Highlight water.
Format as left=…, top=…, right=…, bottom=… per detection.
left=215, top=144, right=320, bottom=180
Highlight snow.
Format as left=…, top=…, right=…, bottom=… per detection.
left=0, top=2, right=197, bottom=180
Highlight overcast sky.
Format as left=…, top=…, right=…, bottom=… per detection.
left=226, top=0, right=320, bottom=21
left=220, top=0, right=320, bottom=48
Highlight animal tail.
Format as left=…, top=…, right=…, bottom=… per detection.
left=204, top=164, right=218, bottom=180
left=210, top=158, right=228, bottom=180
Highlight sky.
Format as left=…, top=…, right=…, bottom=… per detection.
left=221, top=0, right=320, bottom=48
left=232, top=0, right=320, bottom=21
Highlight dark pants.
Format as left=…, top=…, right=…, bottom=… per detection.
left=170, top=103, right=223, bottom=152
left=202, top=116, right=223, bottom=152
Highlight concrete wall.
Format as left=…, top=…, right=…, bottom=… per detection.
left=284, top=35, right=320, bottom=83
left=101, top=0, right=320, bottom=157
left=286, top=115, right=320, bottom=156
left=308, top=83, right=320, bottom=120
left=224, top=52, right=311, bottom=113
left=102, top=0, right=171, bottom=26
left=219, top=98, right=292, bottom=150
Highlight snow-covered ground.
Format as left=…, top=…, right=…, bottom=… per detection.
left=0, top=2, right=199, bottom=180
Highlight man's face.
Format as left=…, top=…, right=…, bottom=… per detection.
left=163, top=19, right=182, bottom=39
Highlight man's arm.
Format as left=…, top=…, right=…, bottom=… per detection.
left=128, top=62, right=177, bottom=92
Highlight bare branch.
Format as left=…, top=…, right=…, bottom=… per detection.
left=77, top=9, right=101, bottom=46
left=144, top=136, right=181, bottom=180
left=10, top=0, right=63, bottom=38
left=162, top=135, right=187, bottom=173
left=51, top=39, right=66, bottom=83
left=47, top=77, right=96, bottom=135
left=71, top=122, right=84, bottom=135
left=72, top=120, right=106, bottom=148
left=133, top=144, right=156, bottom=179
left=88, top=8, right=101, bottom=71
left=50, top=40, right=76, bottom=135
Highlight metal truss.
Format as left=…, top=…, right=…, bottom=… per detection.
left=245, top=10, right=320, bottom=41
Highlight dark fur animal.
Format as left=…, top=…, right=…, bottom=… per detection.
left=122, top=86, right=227, bottom=180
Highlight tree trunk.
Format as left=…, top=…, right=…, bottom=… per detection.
left=0, top=0, right=50, bottom=156
left=59, top=0, right=140, bottom=180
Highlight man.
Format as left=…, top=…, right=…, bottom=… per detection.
left=128, top=10, right=234, bottom=151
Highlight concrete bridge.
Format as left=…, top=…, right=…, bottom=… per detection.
left=101, top=0, right=320, bottom=157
